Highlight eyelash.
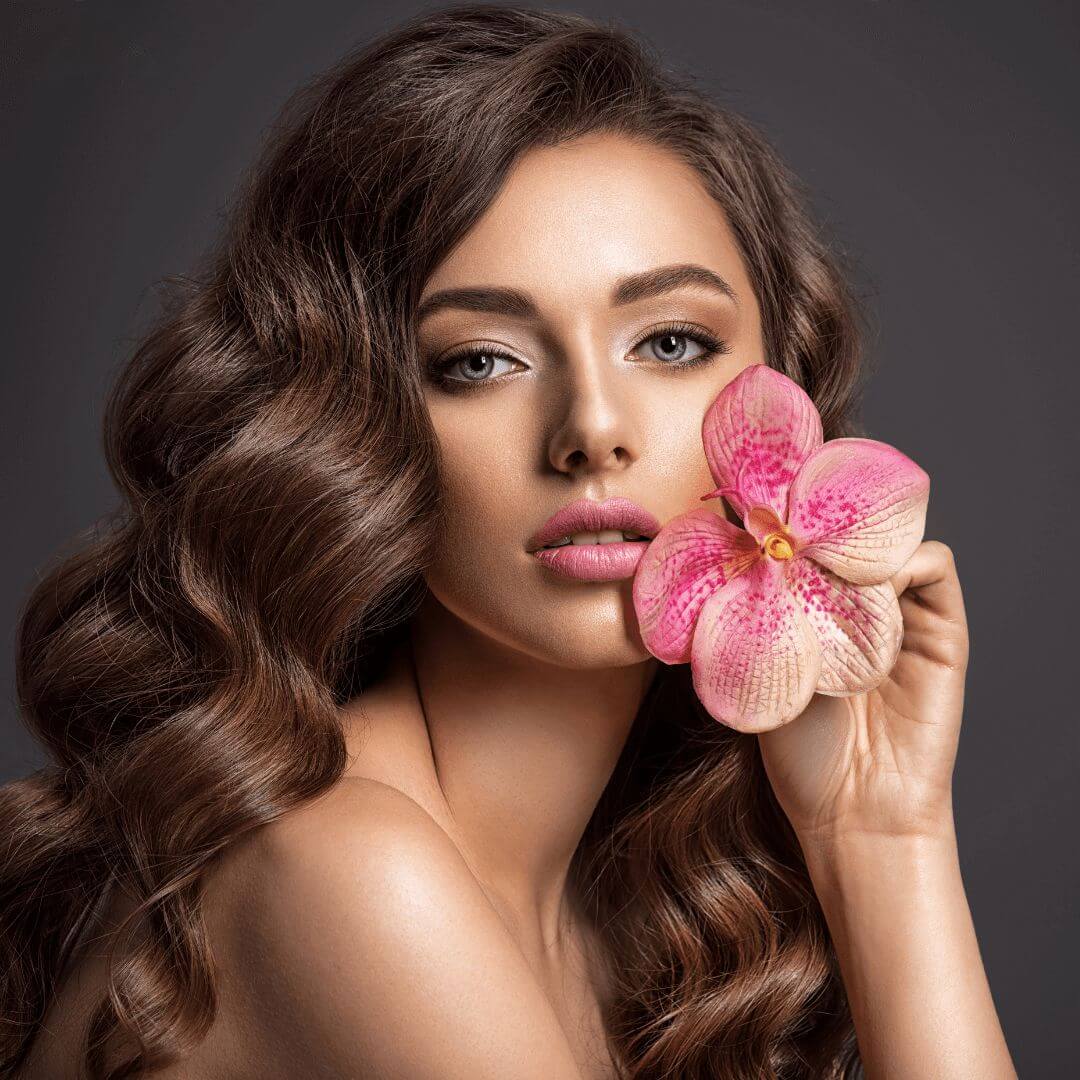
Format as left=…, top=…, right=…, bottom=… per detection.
left=427, top=321, right=731, bottom=394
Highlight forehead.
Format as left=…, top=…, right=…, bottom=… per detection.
left=420, top=133, right=755, bottom=312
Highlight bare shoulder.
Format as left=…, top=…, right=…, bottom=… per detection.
left=205, top=778, right=585, bottom=1080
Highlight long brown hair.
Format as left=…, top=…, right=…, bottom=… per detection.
left=1, top=5, right=870, bottom=1076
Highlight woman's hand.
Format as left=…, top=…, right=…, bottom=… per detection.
left=757, top=539, right=970, bottom=847
left=757, top=540, right=1018, bottom=1079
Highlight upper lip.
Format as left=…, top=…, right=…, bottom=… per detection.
left=526, top=497, right=662, bottom=552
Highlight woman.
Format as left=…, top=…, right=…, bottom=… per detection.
left=1, top=5, right=1016, bottom=1078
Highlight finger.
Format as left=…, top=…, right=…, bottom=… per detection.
left=757, top=690, right=849, bottom=759
left=890, top=539, right=967, bottom=627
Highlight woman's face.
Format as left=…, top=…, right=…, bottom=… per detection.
left=416, top=132, right=765, bottom=668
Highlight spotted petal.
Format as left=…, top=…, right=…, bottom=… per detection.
left=633, top=509, right=760, bottom=664
left=701, top=364, right=823, bottom=523
left=689, top=556, right=822, bottom=732
left=787, top=438, right=930, bottom=586
left=788, top=555, right=904, bottom=694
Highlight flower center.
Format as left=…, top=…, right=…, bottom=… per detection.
left=763, top=532, right=795, bottom=560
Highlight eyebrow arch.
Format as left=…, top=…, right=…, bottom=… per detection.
left=415, top=262, right=739, bottom=324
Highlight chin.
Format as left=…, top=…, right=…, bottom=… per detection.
left=534, top=635, right=651, bottom=670
left=426, top=569, right=656, bottom=669
left=496, top=610, right=654, bottom=670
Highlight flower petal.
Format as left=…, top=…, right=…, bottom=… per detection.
left=786, top=438, right=930, bottom=585
left=788, top=555, right=904, bottom=694
left=701, top=364, right=823, bottom=523
left=689, top=556, right=822, bottom=732
left=632, top=509, right=760, bottom=664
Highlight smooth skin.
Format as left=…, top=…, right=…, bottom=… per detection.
left=243, top=134, right=1012, bottom=1078
left=34, top=132, right=1014, bottom=1080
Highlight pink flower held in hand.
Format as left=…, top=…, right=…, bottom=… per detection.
left=632, top=363, right=931, bottom=733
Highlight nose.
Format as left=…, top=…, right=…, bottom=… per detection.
left=546, top=351, right=638, bottom=476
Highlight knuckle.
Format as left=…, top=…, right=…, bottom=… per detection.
left=943, top=643, right=970, bottom=672
left=922, top=539, right=957, bottom=572
left=926, top=539, right=954, bottom=563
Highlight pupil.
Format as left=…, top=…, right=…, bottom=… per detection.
left=463, top=353, right=494, bottom=379
left=658, top=334, right=685, bottom=361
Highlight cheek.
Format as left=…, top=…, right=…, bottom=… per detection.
left=432, top=402, right=536, bottom=536
left=640, top=407, right=719, bottom=522
left=423, top=406, right=534, bottom=608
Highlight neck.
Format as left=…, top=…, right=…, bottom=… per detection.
left=408, top=591, right=657, bottom=948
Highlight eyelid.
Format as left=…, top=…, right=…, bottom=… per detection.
left=424, top=342, right=530, bottom=396
left=432, top=340, right=529, bottom=377
left=628, top=319, right=728, bottom=361
left=449, top=354, right=523, bottom=382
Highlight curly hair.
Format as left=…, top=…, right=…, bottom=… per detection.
left=1, top=4, right=871, bottom=1076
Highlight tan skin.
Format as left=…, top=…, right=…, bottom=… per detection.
left=26, top=134, right=1016, bottom=1080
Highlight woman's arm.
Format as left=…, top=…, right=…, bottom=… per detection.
left=758, top=540, right=1017, bottom=1078
left=803, top=827, right=1015, bottom=1079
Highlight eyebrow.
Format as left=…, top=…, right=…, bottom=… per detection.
left=415, top=263, right=739, bottom=324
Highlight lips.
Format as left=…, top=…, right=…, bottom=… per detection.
left=527, top=497, right=661, bottom=582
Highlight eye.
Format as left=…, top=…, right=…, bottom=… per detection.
left=631, top=320, right=731, bottom=368
left=430, top=345, right=526, bottom=391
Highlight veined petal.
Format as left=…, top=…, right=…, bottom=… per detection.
left=689, top=556, right=822, bottom=732
left=701, top=364, right=823, bottom=523
left=788, top=555, right=904, bottom=694
left=786, top=438, right=930, bottom=585
left=632, top=509, right=760, bottom=664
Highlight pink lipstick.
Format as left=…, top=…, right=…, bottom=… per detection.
left=526, top=497, right=661, bottom=582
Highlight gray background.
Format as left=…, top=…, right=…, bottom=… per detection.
left=2, top=1, right=1077, bottom=1073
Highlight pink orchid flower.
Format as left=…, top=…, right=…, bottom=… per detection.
left=632, top=363, right=930, bottom=733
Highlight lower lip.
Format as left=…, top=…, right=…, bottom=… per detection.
left=531, top=541, right=649, bottom=581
